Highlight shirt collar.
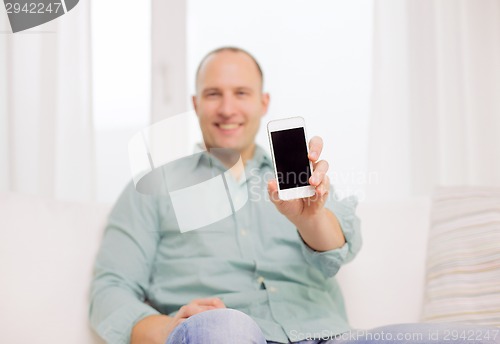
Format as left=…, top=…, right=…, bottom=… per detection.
left=189, top=143, right=272, bottom=173
left=249, top=144, right=273, bottom=169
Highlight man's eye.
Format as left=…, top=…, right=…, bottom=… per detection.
left=206, top=92, right=220, bottom=97
left=237, top=91, right=248, bottom=96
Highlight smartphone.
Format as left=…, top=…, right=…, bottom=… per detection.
left=267, top=116, right=315, bottom=200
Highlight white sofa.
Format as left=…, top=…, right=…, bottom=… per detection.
left=0, top=192, right=430, bottom=343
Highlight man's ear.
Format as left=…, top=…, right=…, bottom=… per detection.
left=261, top=92, right=270, bottom=116
left=192, top=95, right=199, bottom=115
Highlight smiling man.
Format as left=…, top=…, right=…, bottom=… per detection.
left=89, top=47, right=500, bottom=344
left=89, top=46, right=361, bottom=344
left=193, top=48, right=269, bottom=164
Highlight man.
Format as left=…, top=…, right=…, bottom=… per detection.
left=90, top=46, right=360, bottom=343
left=89, top=48, right=496, bottom=344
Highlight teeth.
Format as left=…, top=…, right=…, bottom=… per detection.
left=219, top=123, right=239, bottom=130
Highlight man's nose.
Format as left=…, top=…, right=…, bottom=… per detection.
left=218, top=95, right=237, bottom=117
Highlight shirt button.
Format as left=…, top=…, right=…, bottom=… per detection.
left=269, top=286, right=278, bottom=293
left=257, top=276, right=265, bottom=284
left=240, top=228, right=247, bottom=236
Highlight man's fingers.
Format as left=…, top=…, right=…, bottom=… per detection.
left=309, top=160, right=329, bottom=186
left=308, top=136, right=323, bottom=162
left=315, top=174, right=330, bottom=198
left=177, top=297, right=226, bottom=318
left=178, top=304, right=216, bottom=318
left=191, top=297, right=225, bottom=307
left=211, top=298, right=226, bottom=309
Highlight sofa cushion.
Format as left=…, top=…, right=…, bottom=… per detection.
left=337, top=197, right=431, bottom=329
left=0, top=192, right=110, bottom=343
left=421, top=186, right=500, bottom=327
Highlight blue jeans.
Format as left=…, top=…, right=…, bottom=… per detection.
left=166, top=308, right=500, bottom=344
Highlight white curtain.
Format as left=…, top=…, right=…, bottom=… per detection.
left=0, top=3, right=95, bottom=201
left=367, top=0, right=500, bottom=201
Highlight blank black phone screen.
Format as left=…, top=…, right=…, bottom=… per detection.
left=271, top=127, right=311, bottom=190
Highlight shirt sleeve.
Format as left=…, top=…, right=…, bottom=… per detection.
left=299, top=190, right=362, bottom=279
left=89, top=182, right=162, bottom=344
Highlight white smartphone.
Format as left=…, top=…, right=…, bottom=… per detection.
left=267, top=116, right=315, bottom=200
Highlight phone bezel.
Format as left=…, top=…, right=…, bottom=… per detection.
left=267, top=116, right=316, bottom=200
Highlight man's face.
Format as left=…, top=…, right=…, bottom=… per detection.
left=193, top=51, right=270, bottom=161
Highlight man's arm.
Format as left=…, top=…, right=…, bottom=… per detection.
left=90, top=182, right=227, bottom=343
left=293, top=207, right=346, bottom=252
left=267, top=136, right=362, bottom=276
left=131, top=315, right=172, bottom=344
left=267, top=178, right=345, bottom=252
left=89, top=182, right=162, bottom=344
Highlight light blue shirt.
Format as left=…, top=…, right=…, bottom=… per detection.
left=89, top=145, right=362, bottom=343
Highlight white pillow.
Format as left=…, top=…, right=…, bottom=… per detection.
left=421, top=186, right=500, bottom=327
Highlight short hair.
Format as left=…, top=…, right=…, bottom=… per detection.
left=195, top=46, right=264, bottom=90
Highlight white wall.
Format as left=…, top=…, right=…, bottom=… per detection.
left=187, top=0, right=374, bottom=200
left=0, top=10, right=9, bottom=192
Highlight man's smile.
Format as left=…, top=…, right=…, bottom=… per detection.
left=215, top=122, right=243, bottom=133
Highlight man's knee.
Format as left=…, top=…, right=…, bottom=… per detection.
left=184, top=308, right=259, bottom=329
left=168, top=308, right=266, bottom=344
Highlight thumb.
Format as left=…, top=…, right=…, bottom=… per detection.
left=267, top=179, right=282, bottom=204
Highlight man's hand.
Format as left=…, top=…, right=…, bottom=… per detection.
left=164, top=297, right=226, bottom=342
left=267, top=136, right=346, bottom=252
left=267, top=136, right=330, bottom=221
left=131, top=297, right=226, bottom=344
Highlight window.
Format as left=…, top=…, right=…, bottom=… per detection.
left=187, top=0, right=373, bottom=198
left=91, top=0, right=150, bottom=202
